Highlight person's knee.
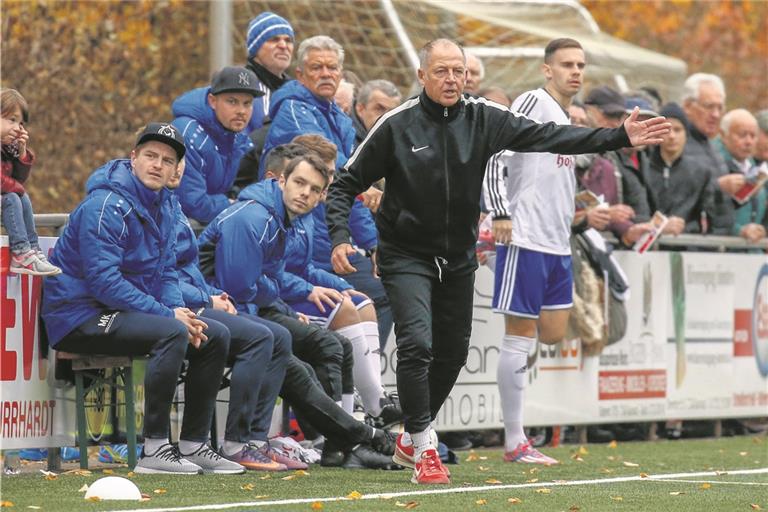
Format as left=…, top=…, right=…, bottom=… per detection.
left=332, top=297, right=360, bottom=327
left=203, top=320, right=231, bottom=358
left=358, top=303, right=377, bottom=322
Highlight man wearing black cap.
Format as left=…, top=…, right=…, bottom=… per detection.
left=42, top=123, right=245, bottom=475
left=644, top=103, right=715, bottom=235
left=171, top=66, right=263, bottom=224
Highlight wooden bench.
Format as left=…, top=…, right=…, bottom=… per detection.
left=55, top=352, right=140, bottom=470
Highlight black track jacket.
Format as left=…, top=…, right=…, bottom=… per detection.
left=327, top=90, right=632, bottom=264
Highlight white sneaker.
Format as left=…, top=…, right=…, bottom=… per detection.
left=10, top=250, right=61, bottom=276
left=134, top=444, right=202, bottom=475
left=180, top=444, right=245, bottom=474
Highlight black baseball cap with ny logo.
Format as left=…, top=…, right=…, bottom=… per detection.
left=210, top=66, right=264, bottom=97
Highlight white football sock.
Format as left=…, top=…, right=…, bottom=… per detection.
left=498, top=334, right=535, bottom=452
left=361, top=320, right=384, bottom=385
left=336, top=323, right=382, bottom=416
left=411, top=429, right=434, bottom=460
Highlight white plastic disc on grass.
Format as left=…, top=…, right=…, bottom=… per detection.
left=84, top=476, right=142, bottom=501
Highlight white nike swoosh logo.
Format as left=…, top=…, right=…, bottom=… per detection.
left=411, top=145, right=429, bottom=153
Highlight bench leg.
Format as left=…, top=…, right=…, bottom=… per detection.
left=124, top=366, right=137, bottom=469
left=74, top=372, right=88, bottom=470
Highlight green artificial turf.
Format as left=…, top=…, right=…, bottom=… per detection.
left=1, top=435, right=766, bottom=511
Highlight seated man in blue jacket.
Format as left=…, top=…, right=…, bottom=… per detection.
left=42, top=123, right=243, bottom=475
left=258, top=35, right=394, bottom=347
left=172, top=66, right=263, bottom=224
left=262, top=140, right=401, bottom=428
left=198, top=153, right=399, bottom=469
left=167, top=163, right=301, bottom=471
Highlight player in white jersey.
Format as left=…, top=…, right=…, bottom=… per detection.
left=483, top=38, right=587, bottom=465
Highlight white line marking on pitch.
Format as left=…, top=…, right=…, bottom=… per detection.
left=106, top=467, right=768, bottom=512
left=646, top=478, right=768, bottom=486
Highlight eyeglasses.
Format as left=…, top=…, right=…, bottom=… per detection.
left=693, top=99, right=724, bottom=114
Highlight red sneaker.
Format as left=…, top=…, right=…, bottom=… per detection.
left=393, top=433, right=415, bottom=468
left=411, top=448, right=450, bottom=485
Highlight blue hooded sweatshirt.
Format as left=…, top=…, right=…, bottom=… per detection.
left=172, top=87, right=254, bottom=224
left=259, top=80, right=355, bottom=179
left=171, top=196, right=224, bottom=310
left=197, top=179, right=288, bottom=314
left=42, top=160, right=182, bottom=346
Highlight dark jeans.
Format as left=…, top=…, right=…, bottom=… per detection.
left=379, top=247, right=475, bottom=434
left=280, top=356, right=371, bottom=451
left=56, top=310, right=229, bottom=442
left=259, top=304, right=345, bottom=402
left=200, top=310, right=290, bottom=443
left=342, top=252, right=393, bottom=349
left=1, top=192, right=39, bottom=253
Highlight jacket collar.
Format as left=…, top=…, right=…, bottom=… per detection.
left=246, top=60, right=289, bottom=92
left=418, top=89, right=463, bottom=121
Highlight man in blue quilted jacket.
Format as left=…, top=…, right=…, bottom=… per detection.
left=171, top=66, right=263, bottom=224
left=42, top=124, right=244, bottom=475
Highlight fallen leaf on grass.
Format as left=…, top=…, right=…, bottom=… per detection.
left=535, top=488, right=551, bottom=494
left=477, top=466, right=490, bottom=472
left=700, top=483, right=711, bottom=490
left=485, top=479, right=502, bottom=485
left=465, top=451, right=479, bottom=462
left=295, top=470, right=310, bottom=476
left=0, top=502, right=13, bottom=508
left=78, top=484, right=89, bottom=492
left=85, top=496, right=101, bottom=502
left=241, top=483, right=255, bottom=491
left=153, top=489, right=167, bottom=495
left=607, top=455, right=616, bottom=461
left=311, top=502, right=323, bottom=510
left=752, top=437, right=762, bottom=444
left=526, top=478, right=539, bottom=483
left=396, top=501, right=419, bottom=509
left=507, top=497, right=522, bottom=504
left=475, top=499, right=487, bottom=505
left=622, top=461, right=639, bottom=467
left=260, top=474, right=272, bottom=480
left=528, top=467, right=539, bottom=474
left=571, top=455, right=584, bottom=462
left=569, top=506, right=581, bottom=511
left=608, top=440, right=617, bottom=449
left=281, top=475, right=296, bottom=481
left=254, top=495, right=269, bottom=499
left=739, top=451, right=748, bottom=456
left=127, top=471, right=135, bottom=477
left=346, top=491, right=362, bottom=500
left=39, top=470, right=57, bottom=480
left=102, top=469, right=114, bottom=475
left=63, top=469, right=91, bottom=476
left=750, top=505, right=761, bottom=510
left=669, top=491, right=685, bottom=496
left=610, top=496, right=623, bottom=502
left=640, top=472, right=649, bottom=478
left=140, top=493, right=151, bottom=502
left=600, top=468, right=614, bottom=474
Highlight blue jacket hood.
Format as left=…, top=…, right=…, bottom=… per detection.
left=238, top=178, right=285, bottom=221
left=172, top=87, right=221, bottom=134
left=84, top=159, right=166, bottom=221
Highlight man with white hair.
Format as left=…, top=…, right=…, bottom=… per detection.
left=464, top=51, right=485, bottom=94
left=681, top=72, right=736, bottom=234
left=715, top=109, right=765, bottom=243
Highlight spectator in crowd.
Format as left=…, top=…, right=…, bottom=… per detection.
left=245, top=11, right=295, bottom=123
left=198, top=153, right=398, bottom=469
left=42, top=123, right=242, bottom=475
left=567, top=100, right=588, bottom=127
left=582, top=85, right=652, bottom=245
left=478, top=86, right=512, bottom=108
left=260, top=35, right=353, bottom=177
left=235, top=12, right=296, bottom=190
left=334, top=79, right=355, bottom=116
left=326, top=38, right=670, bottom=484
left=171, top=66, right=261, bottom=224
left=616, top=93, right=659, bottom=186
left=464, top=51, right=484, bottom=94
left=266, top=137, right=401, bottom=426
left=681, top=73, right=735, bottom=234
left=1, top=88, right=61, bottom=276
left=644, top=103, right=714, bottom=234
left=755, top=109, right=768, bottom=165
left=714, top=109, right=765, bottom=243
left=166, top=163, right=298, bottom=471
left=352, top=79, right=402, bottom=146
left=483, top=37, right=593, bottom=467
